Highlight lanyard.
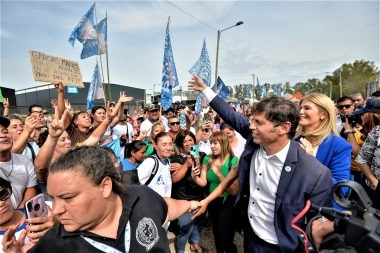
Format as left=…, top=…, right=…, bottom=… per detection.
left=80, top=221, right=131, bottom=253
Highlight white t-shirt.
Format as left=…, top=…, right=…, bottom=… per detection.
left=0, top=154, right=37, bottom=208
left=199, top=140, right=211, bottom=155
left=100, top=126, right=113, bottom=142
left=112, top=123, right=134, bottom=143
left=140, top=118, right=169, bottom=135
left=232, top=138, right=246, bottom=158
left=137, top=155, right=172, bottom=198
left=22, top=142, right=40, bottom=162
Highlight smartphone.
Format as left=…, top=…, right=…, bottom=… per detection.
left=204, top=113, right=211, bottom=122
left=179, top=113, right=187, bottom=127
left=25, top=194, right=47, bottom=219
left=190, top=145, right=200, bottom=158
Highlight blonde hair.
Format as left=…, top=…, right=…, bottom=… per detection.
left=295, top=93, right=338, bottom=146
left=207, top=131, right=234, bottom=167
left=148, top=122, right=165, bottom=144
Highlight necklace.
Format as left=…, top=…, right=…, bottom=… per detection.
left=1, top=157, right=13, bottom=178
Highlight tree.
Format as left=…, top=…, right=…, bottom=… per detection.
left=227, top=86, right=234, bottom=98
left=282, top=82, right=294, bottom=95
left=323, top=60, right=379, bottom=100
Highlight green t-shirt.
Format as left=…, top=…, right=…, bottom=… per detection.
left=203, top=155, right=238, bottom=200
left=145, top=143, right=154, bottom=157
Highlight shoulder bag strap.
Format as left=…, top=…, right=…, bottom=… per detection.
left=144, top=156, right=159, bottom=186
left=27, top=142, right=36, bottom=162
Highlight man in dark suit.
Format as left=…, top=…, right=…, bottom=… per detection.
left=189, top=76, right=333, bottom=253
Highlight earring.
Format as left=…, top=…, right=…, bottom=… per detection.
left=321, top=117, right=324, bottom=121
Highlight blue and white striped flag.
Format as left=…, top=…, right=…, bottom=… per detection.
left=87, top=63, right=104, bottom=110
left=211, top=76, right=230, bottom=100
left=81, top=18, right=107, bottom=59
left=101, top=138, right=121, bottom=161
left=161, top=19, right=179, bottom=111
left=68, top=4, right=97, bottom=47
left=189, top=39, right=212, bottom=114
left=245, top=85, right=252, bottom=98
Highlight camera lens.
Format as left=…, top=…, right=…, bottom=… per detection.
left=34, top=203, right=40, bottom=211
left=27, top=202, right=33, bottom=212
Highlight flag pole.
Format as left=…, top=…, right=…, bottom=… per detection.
left=94, top=1, right=107, bottom=102
left=96, top=58, right=107, bottom=108
left=105, top=10, right=112, bottom=102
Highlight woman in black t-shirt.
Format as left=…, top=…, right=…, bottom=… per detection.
left=171, top=130, right=208, bottom=253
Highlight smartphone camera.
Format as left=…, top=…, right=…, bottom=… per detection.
left=27, top=202, right=41, bottom=212
left=27, top=202, right=33, bottom=212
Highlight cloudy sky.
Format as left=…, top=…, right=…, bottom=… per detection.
left=1, top=0, right=379, bottom=95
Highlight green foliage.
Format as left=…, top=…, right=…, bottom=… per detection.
left=220, top=59, right=379, bottom=101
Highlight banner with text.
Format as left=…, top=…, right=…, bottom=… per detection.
left=29, top=51, right=84, bottom=88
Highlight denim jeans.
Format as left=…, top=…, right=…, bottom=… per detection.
left=176, top=212, right=205, bottom=253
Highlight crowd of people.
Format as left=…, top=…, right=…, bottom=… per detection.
left=0, top=79, right=379, bottom=253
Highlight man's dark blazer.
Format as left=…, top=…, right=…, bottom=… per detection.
left=209, top=95, right=333, bottom=252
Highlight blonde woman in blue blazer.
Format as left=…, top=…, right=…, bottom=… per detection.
left=295, top=93, right=351, bottom=208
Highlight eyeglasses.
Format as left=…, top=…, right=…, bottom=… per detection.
left=0, top=187, right=12, bottom=202
left=169, top=122, right=180, bottom=126
left=337, top=104, right=352, bottom=110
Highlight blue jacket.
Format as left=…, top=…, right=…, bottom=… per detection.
left=296, top=134, right=351, bottom=210
left=209, top=95, right=333, bottom=252
left=315, top=134, right=351, bottom=185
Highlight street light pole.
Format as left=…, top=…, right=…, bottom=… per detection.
left=214, top=21, right=244, bottom=92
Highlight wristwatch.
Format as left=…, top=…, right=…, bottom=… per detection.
left=344, top=129, right=356, bottom=134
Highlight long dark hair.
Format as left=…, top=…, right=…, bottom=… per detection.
left=124, top=140, right=146, bottom=159
left=175, top=130, right=196, bottom=154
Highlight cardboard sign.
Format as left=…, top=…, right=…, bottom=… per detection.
left=29, top=51, right=84, bottom=88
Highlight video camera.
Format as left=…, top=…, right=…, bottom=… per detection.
left=340, top=114, right=362, bottom=125
left=299, top=181, right=380, bottom=253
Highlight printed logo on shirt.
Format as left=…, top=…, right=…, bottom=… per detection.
left=136, top=217, right=159, bottom=251
left=155, top=175, right=165, bottom=186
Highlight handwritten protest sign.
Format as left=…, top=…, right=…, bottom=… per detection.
left=29, top=51, right=84, bottom=88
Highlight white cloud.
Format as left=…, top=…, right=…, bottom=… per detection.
left=0, top=28, right=13, bottom=38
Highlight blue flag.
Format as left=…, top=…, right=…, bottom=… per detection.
left=68, top=4, right=97, bottom=47
left=257, top=77, right=263, bottom=94
left=161, top=20, right=179, bottom=111
left=211, top=76, right=230, bottom=100
left=277, top=84, right=282, bottom=96
left=189, top=39, right=212, bottom=114
left=101, top=138, right=121, bottom=161
left=87, top=63, right=104, bottom=110
left=245, top=85, right=252, bottom=98
left=262, top=87, right=267, bottom=98
left=273, top=85, right=278, bottom=95
left=81, top=18, right=107, bottom=59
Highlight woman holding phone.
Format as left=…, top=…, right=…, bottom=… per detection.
left=0, top=177, right=56, bottom=251
left=192, top=131, right=239, bottom=253
left=171, top=130, right=207, bottom=253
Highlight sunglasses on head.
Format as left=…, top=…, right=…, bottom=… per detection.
left=169, top=122, right=180, bottom=126
left=337, top=104, right=352, bottom=110
left=0, top=186, right=12, bottom=202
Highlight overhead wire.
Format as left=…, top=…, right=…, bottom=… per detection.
left=165, top=0, right=217, bottom=31
left=165, top=0, right=251, bottom=78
